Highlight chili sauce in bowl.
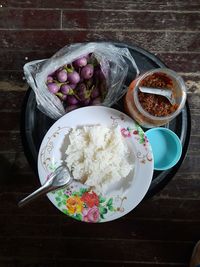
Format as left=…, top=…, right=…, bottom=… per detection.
left=124, top=68, right=187, bottom=128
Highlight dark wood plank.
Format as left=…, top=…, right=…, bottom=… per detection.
left=0, top=30, right=87, bottom=50
left=0, top=167, right=37, bottom=192
left=2, top=0, right=200, bottom=11
left=0, top=237, right=193, bottom=264
left=0, top=152, right=36, bottom=176
left=187, top=93, right=200, bottom=108
left=56, top=261, right=188, bottom=267
left=0, top=111, right=20, bottom=130
left=187, top=136, right=200, bottom=155
left=0, top=259, right=188, bottom=267
left=0, top=90, right=26, bottom=110
left=179, top=155, right=200, bottom=173
left=190, top=111, right=200, bottom=136
left=0, top=133, right=22, bottom=152
left=0, top=259, right=55, bottom=267
left=62, top=10, right=200, bottom=31
left=0, top=50, right=53, bottom=71
left=157, top=52, right=200, bottom=73
left=0, top=72, right=27, bottom=91
left=130, top=198, right=200, bottom=221
left=0, top=30, right=199, bottom=53
left=0, top=209, right=200, bottom=242
left=0, top=216, right=60, bottom=238
left=0, top=191, right=55, bottom=216
left=157, top=173, right=200, bottom=199
left=0, top=9, right=61, bottom=29
left=59, top=219, right=200, bottom=242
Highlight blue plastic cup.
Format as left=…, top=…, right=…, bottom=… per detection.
left=145, top=128, right=182, bottom=170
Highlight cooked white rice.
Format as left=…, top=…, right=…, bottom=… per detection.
left=65, top=125, right=134, bottom=193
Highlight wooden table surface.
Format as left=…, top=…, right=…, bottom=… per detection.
left=0, top=1, right=200, bottom=266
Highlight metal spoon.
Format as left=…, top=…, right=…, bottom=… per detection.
left=18, top=165, right=73, bottom=208
left=139, top=86, right=176, bottom=105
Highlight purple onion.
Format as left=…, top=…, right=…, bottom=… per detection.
left=68, top=83, right=76, bottom=89
left=67, top=71, right=80, bottom=84
left=79, top=77, right=84, bottom=83
left=56, top=92, right=67, bottom=101
left=47, top=83, right=59, bottom=94
left=57, top=70, right=68, bottom=83
left=60, top=84, right=70, bottom=95
left=82, top=98, right=90, bottom=106
left=91, top=87, right=100, bottom=99
left=66, top=95, right=79, bottom=105
left=81, top=64, right=94, bottom=80
left=73, top=57, right=87, bottom=68
left=47, top=76, right=54, bottom=83
left=62, top=95, right=67, bottom=101
left=76, top=83, right=89, bottom=101
left=76, top=82, right=87, bottom=91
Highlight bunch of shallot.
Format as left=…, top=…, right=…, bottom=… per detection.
left=46, top=53, right=107, bottom=112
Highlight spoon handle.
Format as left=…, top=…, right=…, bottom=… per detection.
left=18, top=182, right=53, bottom=208
left=139, top=86, right=172, bottom=97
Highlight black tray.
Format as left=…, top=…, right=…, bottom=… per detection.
left=20, top=42, right=191, bottom=198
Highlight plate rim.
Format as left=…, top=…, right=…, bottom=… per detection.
left=37, top=106, right=154, bottom=223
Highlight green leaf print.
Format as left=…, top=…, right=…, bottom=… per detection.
left=139, top=138, right=145, bottom=144
left=62, top=209, right=68, bottom=215
left=99, top=206, right=108, bottom=215
left=57, top=202, right=62, bottom=207
left=106, top=198, right=113, bottom=207
left=55, top=196, right=61, bottom=202
left=71, top=191, right=80, bottom=197
left=56, top=190, right=63, bottom=197
left=49, top=163, right=57, bottom=172
left=99, top=195, right=106, bottom=203
left=108, top=206, right=115, bottom=212
left=100, top=214, right=105, bottom=219
left=62, top=199, right=67, bottom=205
left=74, top=214, right=82, bottom=221
left=63, top=194, right=69, bottom=199
left=79, top=188, right=88, bottom=195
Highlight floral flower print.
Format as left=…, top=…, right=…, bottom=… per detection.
left=81, top=191, right=99, bottom=208
left=121, top=128, right=131, bottom=137
left=83, top=206, right=100, bottom=223
left=66, top=195, right=84, bottom=215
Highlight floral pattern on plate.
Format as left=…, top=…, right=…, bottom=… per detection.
left=53, top=188, right=123, bottom=222
left=46, top=163, right=126, bottom=222
left=120, top=124, right=153, bottom=164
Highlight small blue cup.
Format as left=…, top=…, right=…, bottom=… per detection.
left=145, top=128, right=182, bottom=171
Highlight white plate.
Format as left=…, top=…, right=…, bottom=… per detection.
left=38, top=106, right=153, bottom=222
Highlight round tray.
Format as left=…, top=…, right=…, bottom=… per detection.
left=20, top=42, right=191, bottom=198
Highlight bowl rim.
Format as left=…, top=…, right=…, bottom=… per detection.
left=145, top=127, right=182, bottom=170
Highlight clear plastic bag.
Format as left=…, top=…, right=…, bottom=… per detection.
left=23, top=42, right=139, bottom=120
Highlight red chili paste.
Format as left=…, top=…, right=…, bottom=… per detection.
left=138, top=73, right=178, bottom=117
